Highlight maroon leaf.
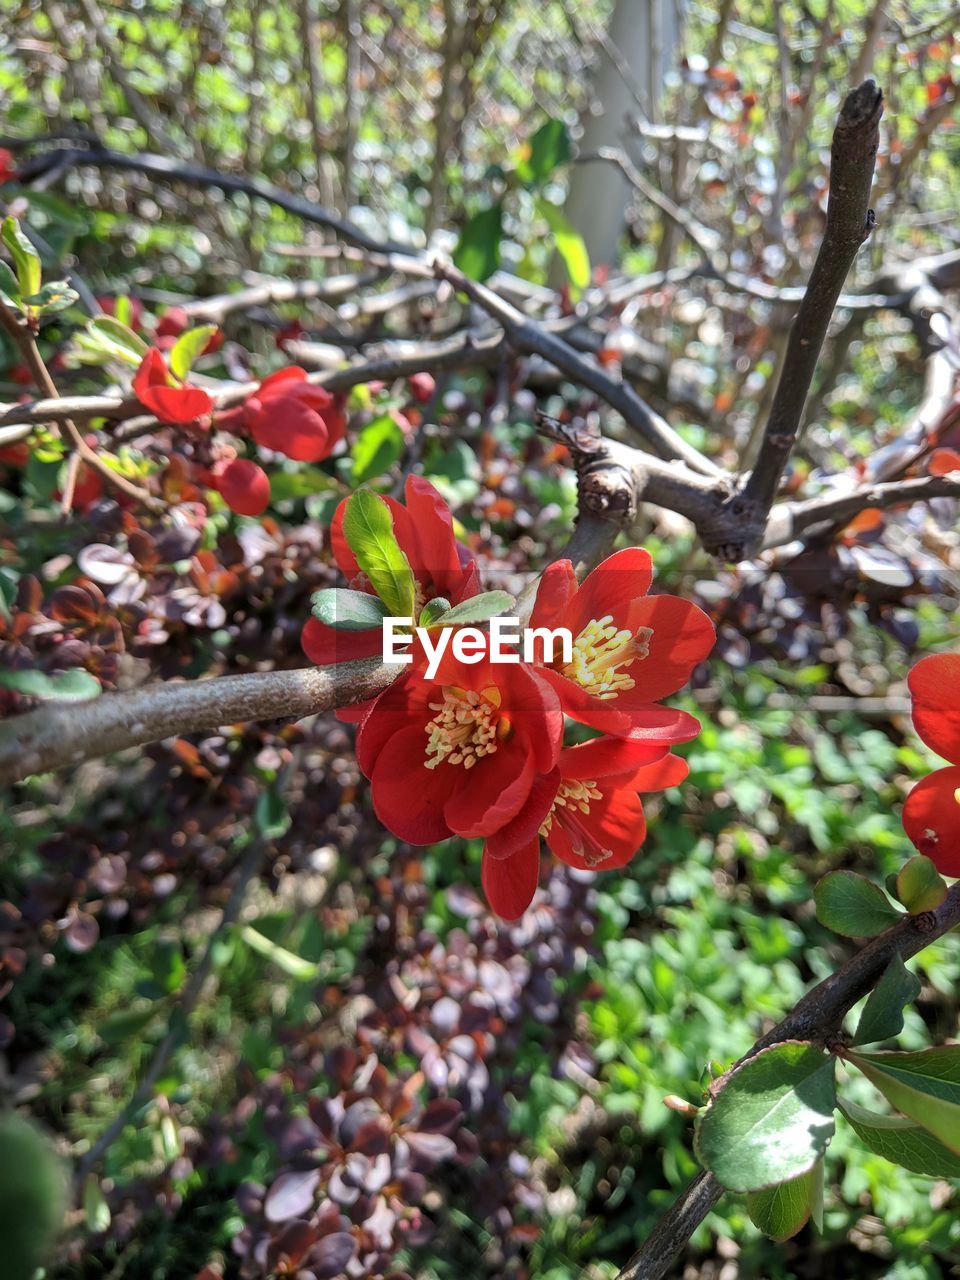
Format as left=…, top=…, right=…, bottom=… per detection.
left=312, top=1231, right=356, bottom=1279
left=263, top=1169, right=321, bottom=1223
left=265, top=1220, right=321, bottom=1272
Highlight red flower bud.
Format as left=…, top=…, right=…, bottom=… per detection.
left=408, top=372, right=436, bottom=403
left=245, top=366, right=346, bottom=462
left=213, top=458, right=270, bottom=516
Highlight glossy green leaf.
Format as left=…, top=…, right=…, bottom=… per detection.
left=23, top=281, right=79, bottom=315
left=86, top=315, right=150, bottom=365
left=239, top=925, right=319, bottom=980
left=746, top=1164, right=820, bottom=1242
left=169, top=324, right=218, bottom=379
left=896, top=855, right=947, bottom=913
left=838, top=1098, right=960, bottom=1178
left=419, top=597, right=452, bottom=626
left=310, top=587, right=389, bottom=631
left=341, top=489, right=416, bottom=619
left=453, top=203, right=503, bottom=282
left=536, top=198, right=590, bottom=293
left=517, top=118, right=571, bottom=184
left=255, top=789, right=292, bottom=840
left=1, top=216, right=41, bottom=299
left=848, top=1048, right=960, bottom=1154
left=426, top=590, right=515, bottom=627
left=695, top=1042, right=836, bottom=1192
left=853, top=954, right=921, bottom=1046
left=814, top=870, right=902, bottom=937
left=351, top=413, right=406, bottom=483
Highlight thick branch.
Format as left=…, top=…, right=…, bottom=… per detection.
left=0, top=659, right=394, bottom=788
left=739, top=82, right=883, bottom=537
left=615, top=880, right=960, bottom=1280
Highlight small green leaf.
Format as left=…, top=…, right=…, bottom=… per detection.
left=516, top=118, right=571, bottom=185
left=419, top=597, right=452, bottom=626
left=695, top=1042, right=836, bottom=1193
left=453, top=203, right=503, bottom=283
left=86, top=315, right=150, bottom=365
left=852, top=954, right=921, bottom=1046
left=23, top=281, right=79, bottom=315
left=427, top=590, right=515, bottom=627
left=351, top=414, right=406, bottom=484
left=269, top=467, right=339, bottom=502
left=341, top=489, right=416, bottom=619
left=310, top=587, right=389, bottom=631
left=159, top=1114, right=179, bottom=1162
left=0, top=668, right=101, bottom=702
left=98, top=1004, right=159, bottom=1045
left=847, top=1047, right=960, bottom=1154
left=83, top=1172, right=111, bottom=1233
left=896, top=855, right=947, bottom=913
left=838, top=1098, right=960, bottom=1178
left=814, top=870, right=902, bottom=937
left=169, top=324, right=218, bottom=379
left=746, top=1164, right=820, bottom=1242
left=238, top=925, right=320, bottom=980
left=536, top=198, right=590, bottom=294
left=0, top=259, right=21, bottom=306
left=255, top=789, right=291, bottom=840
left=150, top=938, right=186, bottom=996
left=1, top=216, right=41, bottom=299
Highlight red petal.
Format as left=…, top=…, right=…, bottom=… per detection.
left=251, top=397, right=331, bottom=461
left=481, top=841, right=541, bottom=919
left=445, top=740, right=535, bottom=838
left=600, top=594, right=715, bottom=705
left=908, top=653, right=960, bottom=764
left=567, top=548, right=653, bottom=632
left=485, top=768, right=561, bottom=859
left=140, top=383, right=214, bottom=424
left=133, top=348, right=168, bottom=395
left=529, top=559, right=578, bottom=630
left=902, top=765, right=960, bottom=875
left=258, top=366, right=309, bottom=397
left=354, top=673, right=432, bottom=776
left=301, top=617, right=384, bottom=665
left=547, top=784, right=646, bottom=872
left=628, top=752, right=689, bottom=791
left=370, top=725, right=456, bottom=844
left=405, top=475, right=467, bottom=595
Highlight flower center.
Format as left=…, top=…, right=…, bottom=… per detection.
left=424, top=685, right=510, bottom=770
left=540, top=778, right=614, bottom=867
left=560, top=616, right=654, bottom=700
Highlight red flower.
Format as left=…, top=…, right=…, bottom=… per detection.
left=408, top=372, right=436, bottom=404
left=902, top=652, right=960, bottom=875
left=481, top=729, right=695, bottom=919
left=301, top=475, right=479, bottom=667
left=354, top=647, right=562, bottom=846
left=133, top=348, right=214, bottom=424
left=0, top=149, right=16, bottom=184
left=242, top=367, right=347, bottom=462
left=213, top=458, right=270, bottom=516
left=527, top=548, right=714, bottom=735
left=155, top=306, right=224, bottom=354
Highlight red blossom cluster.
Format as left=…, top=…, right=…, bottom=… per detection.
left=303, top=481, right=715, bottom=918
left=903, top=652, right=960, bottom=875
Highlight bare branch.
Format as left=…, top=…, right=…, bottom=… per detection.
left=0, top=659, right=394, bottom=788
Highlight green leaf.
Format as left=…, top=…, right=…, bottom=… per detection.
left=1, top=216, right=41, bottom=299
left=238, top=925, right=319, bottom=980
left=838, top=1098, right=960, bottom=1178
left=169, top=324, right=218, bottom=379
left=426, top=590, right=516, bottom=627
left=98, top=1004, right=159, bottom=1045
left=746, top=1164, right=820, bottom=1242
left=149, top=939, right=186, bottom=996
left=453, top=203, right=503, bottom=283
left=852, top=954, right=921, bottom=1046
left=22, top=281, right=79, bottom=315
left=814, top=871, right=902, bottom=938
left=311, top=587, right=389, bottom=631
left=536, top=198, right=590, bottom=294
left=419, top=597, right=452, bottom=626
left=0, top=1114, right=66, bottom=1278
left=517, top=118, right=571, bottom=185
left=255, top=789, right=291, bottom=840
left=351, top=413, right=406, bottom=484
left=269, top=467, right=339, bottom=502
left=695, top=1042, right=836, bottom=1192
left=85, top=316, right=150, bottom=366
left=0, top=668, right=101, bottom=702
left=896, top=855, right=947, bottom=913
left=341, top=489, right=416, bottom=619
left=847, top=1048, right=960, bottom=1154
left=83, top=1172, right=111, bottom=1233
left=0, top=258, right=21, bottom=307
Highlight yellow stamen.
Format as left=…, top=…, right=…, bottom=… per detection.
left=540, top=778, right=613, bottom=867
left=561, top=616, right=654, bottom=700
left=424, top=686, right=503, bottom=770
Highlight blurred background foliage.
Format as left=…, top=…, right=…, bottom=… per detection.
left=0, top=1, right=959, bottom=1278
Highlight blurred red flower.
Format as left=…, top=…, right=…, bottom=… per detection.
left=481, top=729, right=695, bottom=918
left=154, top=306, right=224, bottom=354
left=0, top=148, right=17, bottom=183
left=354, top=648, right=562, bottom=846
left=133, top=348, right=214, bottom=424
left=212, top=458, right=271, bottom=516
left=240, top=367, right=347, bottom=462
left=902, top=652, right=960, bottom=875
left=527, top=548, right=714, bottom=735
left=301, top=475, right=479, bottom=667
